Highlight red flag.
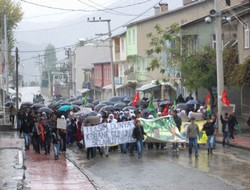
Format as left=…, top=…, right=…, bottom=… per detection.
left=205, top=91, right=211, bottom=105
left=132, top=91, right=140, bottom=107
left=161, top=104, right=169, bottom=116
left=221, top=89, right=230, bottom=106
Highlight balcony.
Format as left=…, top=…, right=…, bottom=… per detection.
left=114, top=77, right=122, bottom=84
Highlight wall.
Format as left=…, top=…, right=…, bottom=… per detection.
left=126, top=25, right=138, bottom=56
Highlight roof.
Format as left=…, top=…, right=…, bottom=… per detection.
left=126, top=0, right=207, bottom=27
left=92, top=61, right=111, bottom=65
left=136, top=83, right=159, bottom=91
left=102, top=84, right=125, bottom=90
left=180, top=2, right=250, bottom=29
left=112, top=30, right=126, bottom=38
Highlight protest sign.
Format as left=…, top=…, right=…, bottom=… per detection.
left=139, top=116, right=186, bottom=143
left=139, top=116, right=207, bottom=144
left=57, top=118, right=66, bottom=130
left=83, top=121, right=135, bottom=148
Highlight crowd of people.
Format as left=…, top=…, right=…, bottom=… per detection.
left=11, top=94, right=244, bottom=161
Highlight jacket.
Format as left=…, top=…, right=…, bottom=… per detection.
left=202, top=121, right=214, bottom=136
left=132, top=125, right=146, bottom=141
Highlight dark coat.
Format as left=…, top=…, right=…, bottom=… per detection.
left=202, top=121, right=215, bottom=136
left=132, top=125, right=146, bottom=141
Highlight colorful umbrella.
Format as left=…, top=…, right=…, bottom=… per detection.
left=58, top=105, right=73, bottom=112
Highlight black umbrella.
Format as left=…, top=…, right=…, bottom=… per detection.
left=31, top=103, right=46, bottom=109
left=93, top=100, right=100, bottom=106
left=72, top=105, right=81, bottom=112
left=186, top=99, right=199, bottom=105
left=85, top=103, right=95, bottom=109
left=66, top=97, right=77, bottom=102
left=54, top=100, right=64, bottom=106
left=72, top=99, right=83, bottom=106
left=114, top=103, right=127, bottom=110
left=5, top=101, right=15, bottom=107
left=122, top=106, right=137, bottom=111
left=99, top=101, right=114, bottom=105
left=176, top=103, right=189, bottom=110
left=94, top=104, right=106, bottom=112
left=100, top=105, right=116, bottom=112
left=122, top=97, right=133, bottom=103
left=159, top=100, right=172, bottom=106
left=38, top=107, right=53, bottom=113
left=20, top=102, right=33, bottom=109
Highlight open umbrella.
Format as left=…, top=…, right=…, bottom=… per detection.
left=186, top=99, right=199, bottom=105
left=85, top=103, right=95, bottom=109
left=100, top=105, right=116, bottom=112
left=54, top=100, right=64, bottom=106
left=20, top=102, right=33, bottom=109
left=93, top=100, right=100, bottom=106
left=159, top=100, right=171, bottom=106
left=58, top=105, right=73, bottom=112
left=122, top=97, right=133, bottom=103
left=122, top=106, right=137, bottom=111
left=99, top=101, right=114, bottom=106
left=5, top=101, right=15, bottom=107
left=31, top=103, right=46, bottom=109
left=94, top=104, right=106, bottom=112
left=72, top=99, right=83, bottom=106
left=114, top=103, right=127, bottom=110
left=66, top=97, right=77, bottom=102
left=38, top=107, right=53, bottom=113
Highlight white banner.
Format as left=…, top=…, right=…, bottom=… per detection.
left=83, top=121, right=135, bottom=148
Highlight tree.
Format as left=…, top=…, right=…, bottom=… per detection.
left=0, top=0, right=23, bottom=71
left=44, top=44, right=57, bottom=72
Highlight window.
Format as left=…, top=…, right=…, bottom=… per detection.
left=132, top=29, right=136, bottom=44
left=212, top=34, right=224, bottom=49
left=128, top=30, right=131, bottom=45
left=121, top=38, right=124, bottom=52
left=244, top=24, right=249, bottom=49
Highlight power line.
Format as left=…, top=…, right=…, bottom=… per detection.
left=16, top=0, right=159, bottom=54
left=22, top=11, right=72, bottom=20
left=20, top=0, right=154, bottom=12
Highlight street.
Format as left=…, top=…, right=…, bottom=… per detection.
left=66, top=143, right=250, bottom=190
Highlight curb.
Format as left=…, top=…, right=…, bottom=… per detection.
left=216, top=140, right=250, bottom=151
left=66, top=154, right=99, bottom=190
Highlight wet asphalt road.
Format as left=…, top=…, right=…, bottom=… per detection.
left=67, top=143, right=250, bottom=190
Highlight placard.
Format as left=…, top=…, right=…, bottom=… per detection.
left=57, top=118, right=66, bottom=130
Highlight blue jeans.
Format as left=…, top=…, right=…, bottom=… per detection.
left=223, top=131, right=230, bottom=147
left=207, top=135, right=214, bottom=150
left=120, top=143, right=127, bottom=153
left=24, top=133, right=31, bottom=148
left=172, top=142, right=178, bottom=150
left=53, top=144, right=60, bottom=158
left=136, top=140, right=143, bottom=156
left=189, top=137, right=198, bottom=155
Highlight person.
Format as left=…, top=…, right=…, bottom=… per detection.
left=120, top=116, right=128, bottom=154
left=52, top=128, right=60, bottom=160
left=59, top=115, right=67, bottom=152
left=220, top=114, right=230, bottom=147
left=129, top=115, right=137, bottom=156
left=101, top=118, right=109, bottom=157
left=9, top=105, right=17, bottom=125
left=132, top=120, right=146, bottom=158
left=185, top=93, right=194, bottom=102
left=32, top=118, right=41, bottom=154
left=202, top=117, right=215, bottom=154
left=85, top=121, right=94, bottom=160
left=186, top=117, right=200, bottom=158
left=176, top=94, right=185, bottom=104
left=172, top=110, right=182, bottom=152
left=228, top=112, right=238, bottom=141
left=21, top=117, right=32, bottom=150
left=247, top=116, right=250, bottom=127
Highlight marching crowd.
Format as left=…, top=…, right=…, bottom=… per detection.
left=13, top=98, right=241, bottom=161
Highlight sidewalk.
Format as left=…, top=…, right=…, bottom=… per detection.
left=0, top=135, right=95, bottom=190
left=216, top=133, right=250, bottom=150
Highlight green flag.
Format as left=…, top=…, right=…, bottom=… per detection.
left=171, top=98, right=176, bottom=110
left=147, top=96, right=155, bottom=112
left=83, top=93, right=88, bottom=106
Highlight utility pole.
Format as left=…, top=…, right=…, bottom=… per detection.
left=4, top=14, right=9, bottom=95
left=87, top=17, right=116, bottom=96
left=15, top=47, right=19, bottom=111
left=214, top=1, right=224, bottom=134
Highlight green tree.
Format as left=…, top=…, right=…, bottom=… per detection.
left=44, top=43, right=57, bottom=71
left=0, top=0, right=23, bottom=71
